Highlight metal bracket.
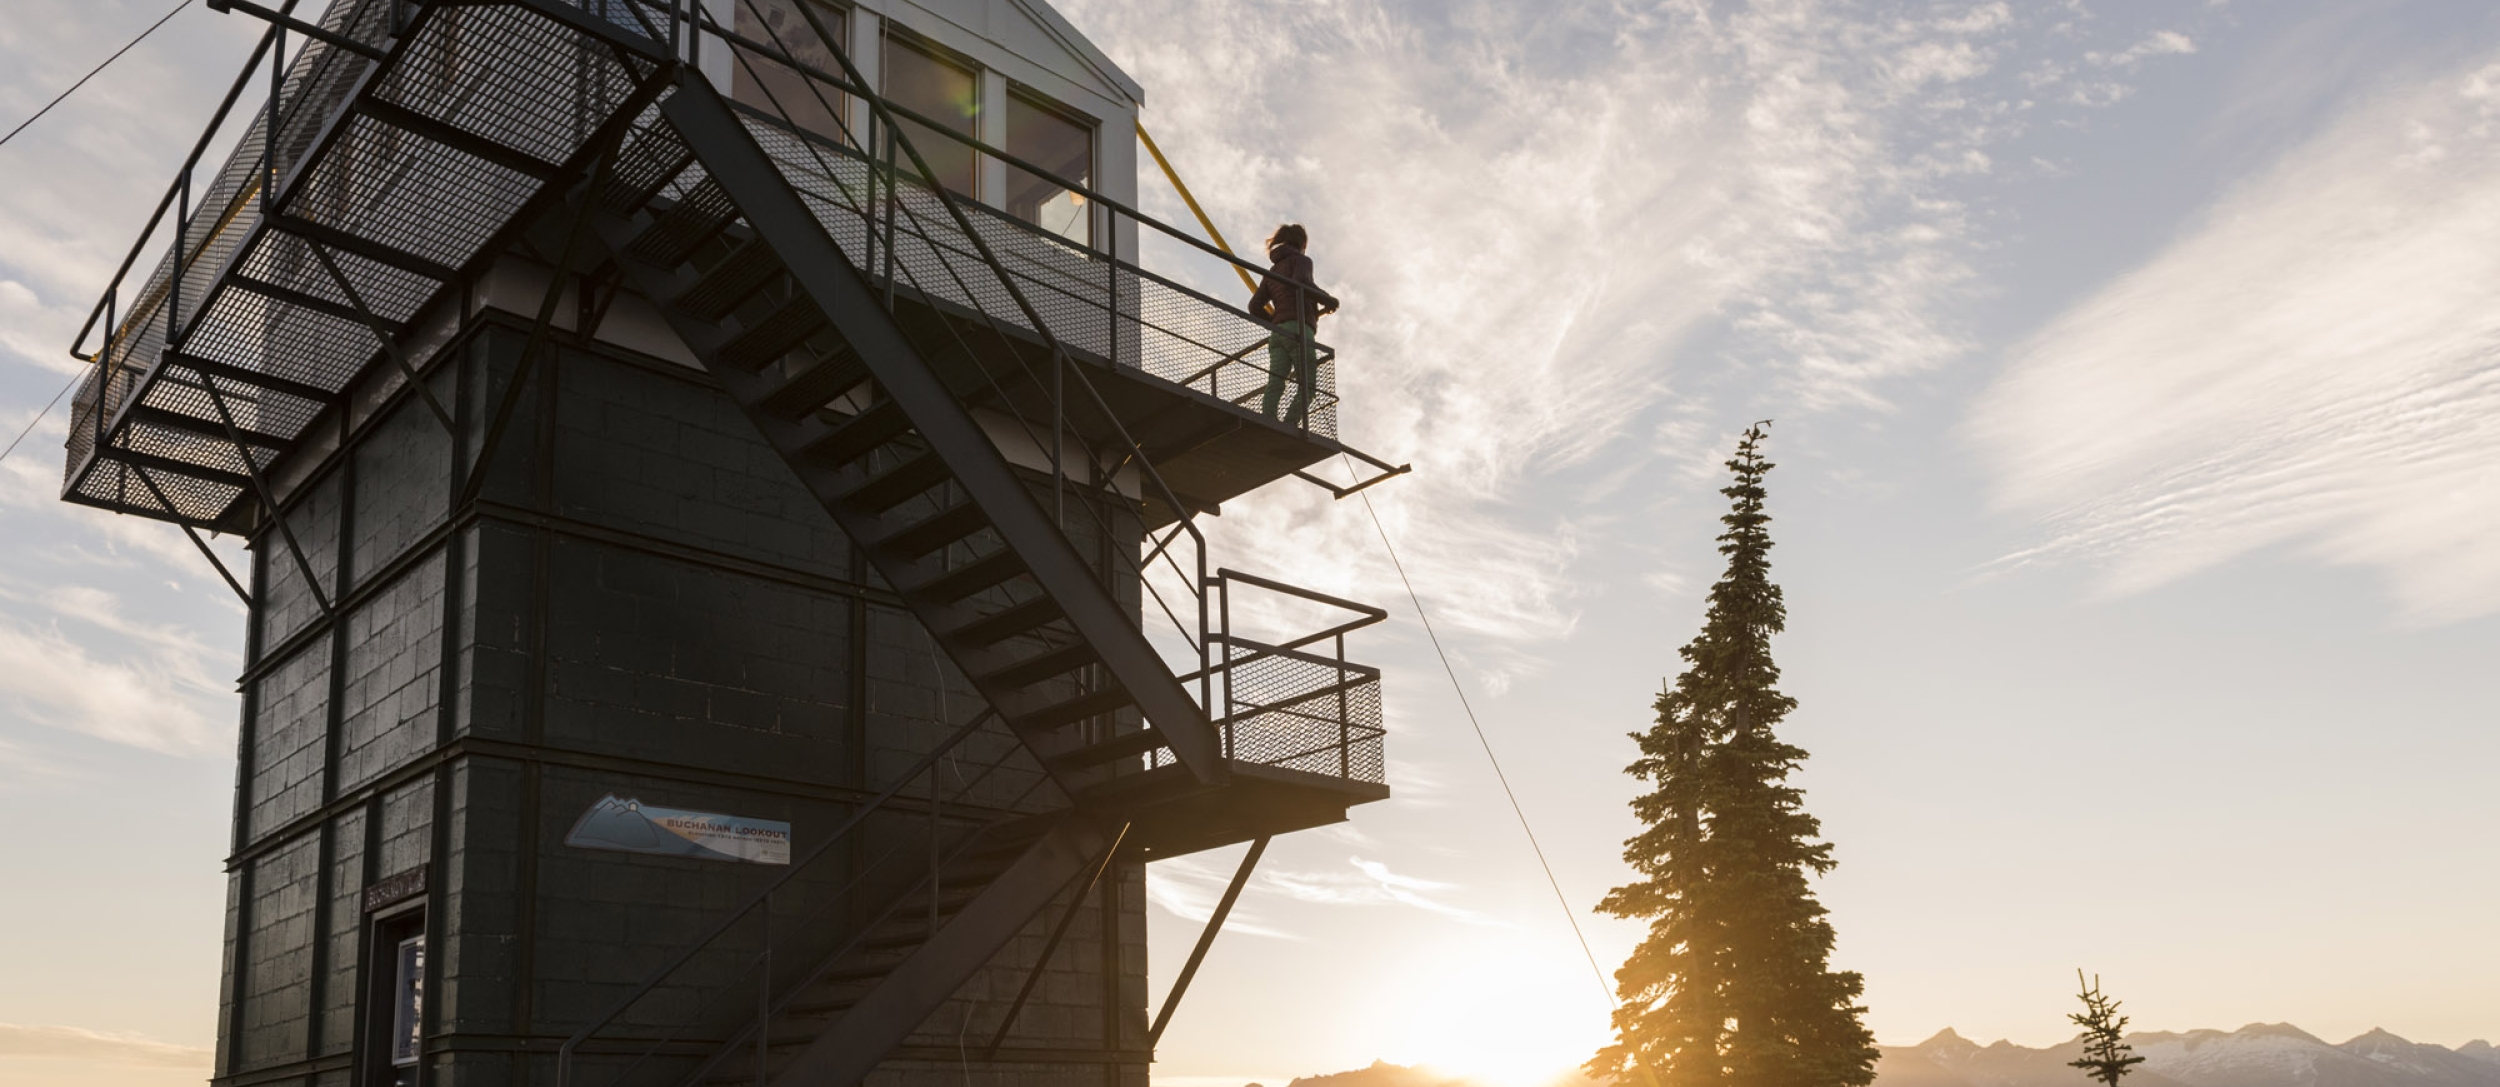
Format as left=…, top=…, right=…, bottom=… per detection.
left=128, top=465, right=255, bottom=606
left=1292, top=447, right=1412, bottom=500
left=982, top=820, right=1133, bottom=1059
left=308, top=243, right=458, bottom=436
left=458, top=140, right=624, bottom=509
left=206, top=0, right=390, bottom=61
left=198, top=372, right=333, bottom=616
left=1147, top=835, right=1269, bottom=1047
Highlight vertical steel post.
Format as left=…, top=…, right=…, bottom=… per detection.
left=100, top=288, right=115, bottom=450
left=266, top=26, right=283, bottom=219
left=171, top=171, right=188, bottom=346
left=1336, top=631, right=1350, bottom=778
left=1218, top=575, right=1233, bottom=760
left=881, top=128, right=898, bottom=307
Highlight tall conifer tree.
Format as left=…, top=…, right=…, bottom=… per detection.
left=1590, top=424, right=1877, bottom=1087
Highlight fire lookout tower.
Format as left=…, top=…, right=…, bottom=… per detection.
left=54, top=2, right=1407, bottom=1085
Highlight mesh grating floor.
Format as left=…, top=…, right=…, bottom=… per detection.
left=65, top=0, right=665, bottom=525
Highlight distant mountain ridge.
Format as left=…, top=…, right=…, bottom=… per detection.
left=1264, top=1026, right=2500, bottom=1087
left=1878, top=1023, right=2500, bottom=1087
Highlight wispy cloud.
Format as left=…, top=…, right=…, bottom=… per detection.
left=0, top=579, right=233, bottom=754
left=1065, top=0, right=2216, bottom=678
left=1144, top=850, right=1298, bottom=939
left=1969, top=53, right=2500, bottom=623
left=1262, top=856, right=1497, bottom=925
left=0, top=1024, right=210, bottom=1068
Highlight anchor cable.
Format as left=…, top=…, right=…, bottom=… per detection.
left=0, top=0, right=194, bottom=152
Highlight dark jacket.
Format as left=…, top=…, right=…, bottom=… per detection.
left=1249, top=246, right=1339, bottom=327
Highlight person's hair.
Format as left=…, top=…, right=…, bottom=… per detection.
left=1266, top=223, right=1308, bottom=256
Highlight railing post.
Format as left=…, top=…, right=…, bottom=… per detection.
left=265, top=26, right=283, bottom=219
left=880, top=127, right=898, bottom=308
left=1218, top=574, right=1233, bottom=761
left=171, top=170, right=188, bottom=347
left=1336, top=632, right=1350, bottom=779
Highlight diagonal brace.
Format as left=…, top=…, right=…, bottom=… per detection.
left=459, top=142, right=622, bottom=509
left=308, top=243, right=457, bottom=436
left=982, top=821, right=1133, bottom=1059
left=1146, top=835, right=1268, bottom=1048
left=127, top=465, right=254, bottom=606
left=198, top=373, right=332, bottom=616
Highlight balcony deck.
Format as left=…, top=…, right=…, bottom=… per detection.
left=58, top=0, right=1395, bottom=534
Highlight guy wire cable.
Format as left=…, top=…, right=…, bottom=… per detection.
left=0, top=0, right=194, bottom=151
left=1, top=0, right=198, bottom=467
left=1133, top=118, right=1618, bottom=1009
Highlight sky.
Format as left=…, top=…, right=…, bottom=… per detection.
left=3, top=1, right=2498, bottom=1086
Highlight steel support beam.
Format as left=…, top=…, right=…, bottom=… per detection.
left=458, top=142, right=622, bottom=508
left=128, top=465, right=254, bottom=605
left=97, top=446, right=254, bottom=493
left=269, top=213, right=462, bottom=282
left=198, top=372, right=334, bottom=616
left=983, top=822, right=1135, bottom=1058
left=164, top=351, right=340, bottom=406
left=224, top=272, right=407, bottom=334
left=357, top=97, right=563, bottom=180
left=1147, top=835, right=1269, bottom=1047
left=307, top=242, right=457, bottom=435
left=130, top=404, right=290, bottom=450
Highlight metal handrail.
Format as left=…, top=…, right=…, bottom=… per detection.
left=694, top=0, right=1235, bottom=711
left=674, top=10, right=1332, bottom=300
left=67, top=1, right=304, bottom=363
left=554, top=707, right=1054, bottom=1087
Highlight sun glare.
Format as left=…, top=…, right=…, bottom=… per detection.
left=1373, top=942, right=1615, bottom=1087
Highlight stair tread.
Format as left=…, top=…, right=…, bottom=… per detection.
left=719, top=294, right=828, bottom=369
left=675, top=238, right=783, bottom=322
left=841, top=452, right=949, bottom=514
left=976, top=641, right=1099, bottom=690
left=754, top=348, right=867, bottom=419
left=1051, top=727, right=1172, bottom=771
left=1017, top=685, right=1133, bottom=733
left=799, top=400, right=911, bottom=468
left=908, top=548, right=1026, bottom=604
left=877, top=501, right=988, bottom=559
left=948, top=596, right=1065, bottom=647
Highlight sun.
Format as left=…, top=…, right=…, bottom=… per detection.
left=1372, top=940, right=1615, bottom=1087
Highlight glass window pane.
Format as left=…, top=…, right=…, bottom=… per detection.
left=730, top=0, right=849, bottom=142
left=1005, top=93, right=1092, bottom=244
left=391, top=936, right=425, bottom=1066
left=881, top=37, right=979, bottom=198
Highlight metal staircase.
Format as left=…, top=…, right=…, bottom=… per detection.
left=578, top=71, right=1224, bottom=797
left=58, top=3, right=1395, bottom=1085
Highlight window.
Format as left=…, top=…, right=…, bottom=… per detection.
left=731, top=0, right=849, bottom=142
left=880, top=35, right=979, bottom=198
left=1004, top=92, right=1093, bottom=244
left=390, top=936, right=424, bottom=1068
left=364, top=909, right=425, bottom=1087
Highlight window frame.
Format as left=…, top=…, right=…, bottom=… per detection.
left=878, top=27, right=985, bottom=199
left=1001, top=84, right=1099, bottom=245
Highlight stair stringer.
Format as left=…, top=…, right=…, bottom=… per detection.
left=621, top=72, right=1227, bottom=786
left=769, top=816, right=1117, bottom=1087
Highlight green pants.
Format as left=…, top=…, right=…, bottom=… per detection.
left=1260, top=321, right=1316, bottom=426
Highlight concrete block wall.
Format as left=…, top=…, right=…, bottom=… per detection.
left=215, top=312, right=1151, bottom=1087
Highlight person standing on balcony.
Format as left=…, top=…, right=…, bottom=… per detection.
left=1249, top=224, right=1340, bottom=426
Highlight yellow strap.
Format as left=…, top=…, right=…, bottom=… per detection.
left=1135, top=119, right=1259, bottom=294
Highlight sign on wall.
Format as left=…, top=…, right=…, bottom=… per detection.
left=563, top=795, right=792, bottom=865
